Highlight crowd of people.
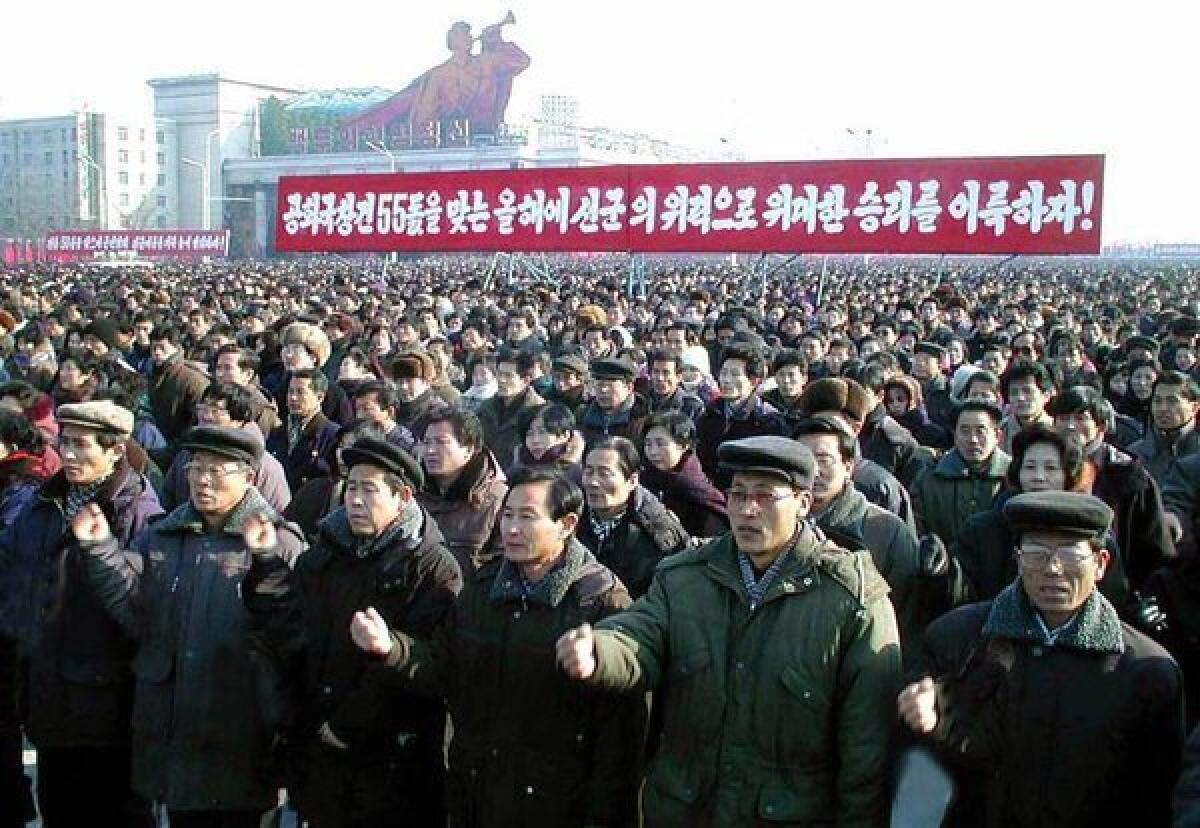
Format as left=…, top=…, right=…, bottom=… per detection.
left=0, top=252, right=1196, bottom=827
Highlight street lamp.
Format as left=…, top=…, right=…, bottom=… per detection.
left=78, top=152, right=110, bottom=229
left=364, top=139, right=397, bottom=173
left=181, top=157, right=208, bottom=230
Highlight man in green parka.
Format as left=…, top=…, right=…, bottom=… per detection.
left=556, top=435, right=902, bottom=826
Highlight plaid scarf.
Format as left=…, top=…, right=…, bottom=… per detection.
left=737, top=545, right=793, bottom=612
left=587, top=507, right=627, bottom=547
left=64, top=474, right=112, bottom=521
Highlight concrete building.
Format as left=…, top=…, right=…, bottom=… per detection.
left=147, top=74, right=302, bottom=231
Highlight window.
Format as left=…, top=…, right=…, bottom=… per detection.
left=156, top=152, right=165, bottom=165
left=139, top=151, right=146, bottom=163
left=61, top=128, right=67, bottom=142
left=62, top=150, right=69, bottom=164
left=139, top=173, right=145, bottom=186
left=118, top=172, right=129, bottom=185
left=156, top=173, right=165, bottom=186
left=119, top=193, right=129, bottom=207
left=23, top=133, right=32, bottom=146
left=44, top=151, right=53, bottom=165
left=23, top=153, right=32, bottom=165
left=157, top=195, right=167, bottom=207
left=156, top=130, right=165, bottom=145
left=139, top=128, right=146, bottom=142
left=117, top=127, right=129, bottom=141
left=43, top=130, right=53, bottom=143
left=118, top=150, right=129, bottom=163
left=156, top=215, right=167, bottom=228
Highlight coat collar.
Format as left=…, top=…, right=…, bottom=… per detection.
left=154, top=485, right=278, bottom=536
left=982, top=581, right=1124, bottom=654
left=698, top=524, right=824, bottom=604
left=934, top=447, right=1010, bottom=480
left=813, top=483, right=868, bottom=543
left=488, top=537, right=592, bottom=608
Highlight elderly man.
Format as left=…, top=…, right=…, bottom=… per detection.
left=557, top=436, right=902, bottom=825
left=243, top=437, right=462, bottom=828
left=899, top=491, right=1183, bottom=827
left=350, top=467, right=644, bottom=826
left=0, top=401, right=162, bottom=828
left=577, top=356, right=651, bottom=445
left=72, top=425, right=306, bottom=827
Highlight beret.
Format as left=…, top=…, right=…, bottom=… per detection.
left=342, top=437, right=424, bottom=490
left=390, top=350, right=436, bottom=381
left=57, top=401, right=134, bottom=438
left=181, top=425, right=264, bottom=469
left=590, top=357, right=636, bottom=381
left=915, top=342, right=946, bottom=359
left=552, top=353, right=590, bottom=377
left=1003, top=491, right=1113, bottom=539
left=718, top=436, right=816, bottom=489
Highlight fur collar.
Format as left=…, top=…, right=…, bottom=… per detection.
left=982, top=581, right=1124, bottom=654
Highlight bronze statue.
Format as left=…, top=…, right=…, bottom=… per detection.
left=343, top=12, right=530, bottom=141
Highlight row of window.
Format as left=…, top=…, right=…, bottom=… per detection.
left=0, top=127, right=79, bottom=146
left=116, top=127, right=166, bottom=145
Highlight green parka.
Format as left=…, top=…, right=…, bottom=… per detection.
left=587, top=524, right=902, bottom=827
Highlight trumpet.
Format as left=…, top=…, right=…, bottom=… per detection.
left=474, top=10, right=516, bottom=40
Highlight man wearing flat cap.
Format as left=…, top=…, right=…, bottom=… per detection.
left=900, top=491, right=1183, bottom=826
left=243, top=436, right=462, bottom=826
left=0, top=400, right=162, bottom=827
left=71, top=424, right=306, bottom=826
left=577, top=356, right=651, bottom=446
left=557, top=435, right=902, bottom=825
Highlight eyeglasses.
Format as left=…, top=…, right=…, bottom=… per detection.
left=724, top=489, right=795, bottom=509
left=184, top=462, right=245, bottom=481
left=1016, top=544, right=1096, bottom=571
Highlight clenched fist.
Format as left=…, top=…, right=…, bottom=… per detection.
left=242, top=512, right=278, bottom=552
left=70, top=503, right=112, bottom=544
left=351, top=607, right=394, bottom=657
left=897, top=677, right=939, bottom=735
left=555, top=624, right=596, bottom=680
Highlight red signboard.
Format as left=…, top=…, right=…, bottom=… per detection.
left=275, top=156, right=1103, bottom=255
left=43, top=230, right=229, bottom=258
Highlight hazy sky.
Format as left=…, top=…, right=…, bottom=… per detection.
left=2, top=0, right=1195, bottom=244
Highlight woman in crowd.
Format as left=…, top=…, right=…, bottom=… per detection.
left=512, top=402, right=583, bottom=482
left=638, top=411, right=727, bottom=538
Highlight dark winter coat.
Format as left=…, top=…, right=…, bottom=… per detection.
left=923, top=375, right=957, bottom=434
left=1130, top=422, right=1200, bottom=486
left=577, top=394, right=653, bottom=446
left=477, top=387, right=546, bottom=476
left=911, top=448, right=1011, bottom=547
left=0, top=460, right=162, bottom=749
left=0, top=454, right=50, bottom=533
left=860, top=404, right=933, bottom=489
left=377, top=540, right=645, bottom=828
left=1089, top=442, right=1175, bottom=594
left=921, top=584, right=1183, bottom=827
left=639, top=451, right=728, bottom=539
left=417, top=450, right=508, bottom=573
left=1165, top=453, right=1200, bottom=559
left=814, top=482, right=921, bottom=650
left=77, top=487, right=306, bottom=811
left=647, top=387, right=705, bottom=420
left=243, top=505, right=462, bottom=827
left=576, top=486, right=690, bottom=599
left=267, top=411, right=340, bottom=493
left=853, top=457, right=919, bottom=536
left=149, top=352, right=210, bottom=445
left=695, top=394, right=789, bottom=487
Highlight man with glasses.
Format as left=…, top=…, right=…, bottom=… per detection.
left=556, top=435, right=901, bottom=825
left=71, top=425, right=306, bottom=827
left=162, top=382, right=291, bottom=513
left=899, top=491, right=1183, bottom=826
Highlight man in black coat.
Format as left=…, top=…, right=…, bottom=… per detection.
left=899, top=491, right=1184, bottom=827
left=244, top=438, right=463, bottom=827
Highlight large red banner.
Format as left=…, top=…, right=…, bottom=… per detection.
left=43, top=230, right=229, bottom=258
left=275, top=156, right=1103, bottom=255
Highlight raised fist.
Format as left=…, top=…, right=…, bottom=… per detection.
left=242, top=512, right=278, bottom=553
left=351, top=607, right=394, bottom=657
left=555, top=624, right=597, bottom=680
left=70, top=503, right=112, bottom=545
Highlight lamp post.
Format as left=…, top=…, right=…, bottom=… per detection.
left=181, top=157, right=208, bottom=230
left=78, top=152, right=109, bottom=229
left=364, top=139, right=398, bottom=266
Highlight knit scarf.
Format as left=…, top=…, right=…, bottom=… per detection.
left=64, top=472, right=113, bottom=520
left=588, top=507, right=627, bottom=547
left=353, top=497, right=423, bottom=559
